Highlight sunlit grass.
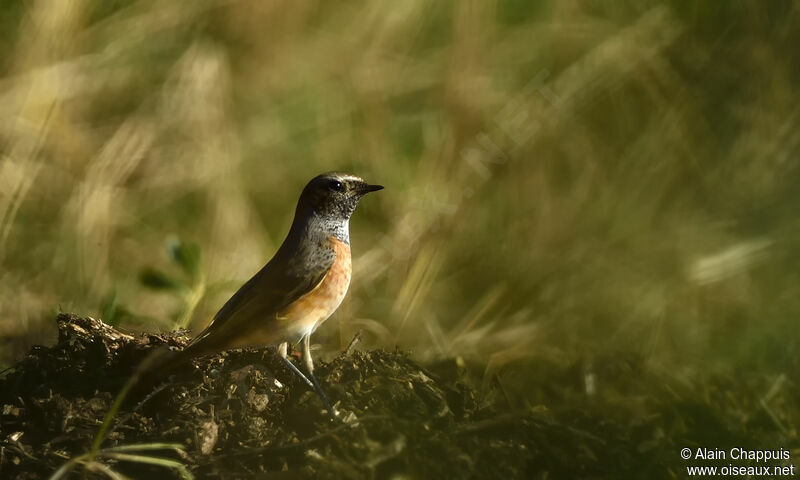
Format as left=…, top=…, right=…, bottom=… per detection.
left=50, top=442, right=192, bottom=480
left=0, top=0, right=798, bottom=409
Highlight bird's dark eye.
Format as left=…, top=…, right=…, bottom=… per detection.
left=328, top=180, right=344, bottom=192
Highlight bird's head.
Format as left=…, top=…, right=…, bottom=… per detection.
left=298, top=172, right=383, bottom=221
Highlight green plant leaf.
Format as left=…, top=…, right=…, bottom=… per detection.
left=98, top=453, right=193, bottom=479
left=168, top=238, right=202, bottom=279
left=139, top=268, right=184, bottom=291
left=103, top=443, right=185, bottom=453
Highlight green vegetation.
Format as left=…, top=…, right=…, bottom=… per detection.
left=0, top=0, right=798, bottom=457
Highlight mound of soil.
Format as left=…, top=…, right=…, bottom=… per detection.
left=0, top=314, right=786, bottom=479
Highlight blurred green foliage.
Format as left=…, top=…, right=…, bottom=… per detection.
left=0, top=0, right=798, bottom=419
left=137, top=237, right=206, bottom=328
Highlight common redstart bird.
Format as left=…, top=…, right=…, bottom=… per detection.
left=174, top=172, right=382, bottom=416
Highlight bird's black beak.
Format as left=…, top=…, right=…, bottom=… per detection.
left=357, top=183, right=384, bottom=194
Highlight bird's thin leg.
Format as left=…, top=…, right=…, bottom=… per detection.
left=302, top=334, right=314, bottom=373
left=276, top=341, right=313, bottom=389
left=276, top=340, right=336, bottom=418
left=301, top=335, right=336, bottom=418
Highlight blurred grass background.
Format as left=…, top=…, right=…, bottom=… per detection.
left=0, top=0, right=799, bottom=409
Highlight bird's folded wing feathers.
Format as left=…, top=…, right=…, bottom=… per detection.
left=186, top=253, right=333, bottom=353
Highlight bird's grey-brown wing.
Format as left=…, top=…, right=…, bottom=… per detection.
left=186, top=246, right=334, bottom=354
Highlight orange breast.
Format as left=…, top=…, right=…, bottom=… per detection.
left=278, top=236, right=352, bottom=339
